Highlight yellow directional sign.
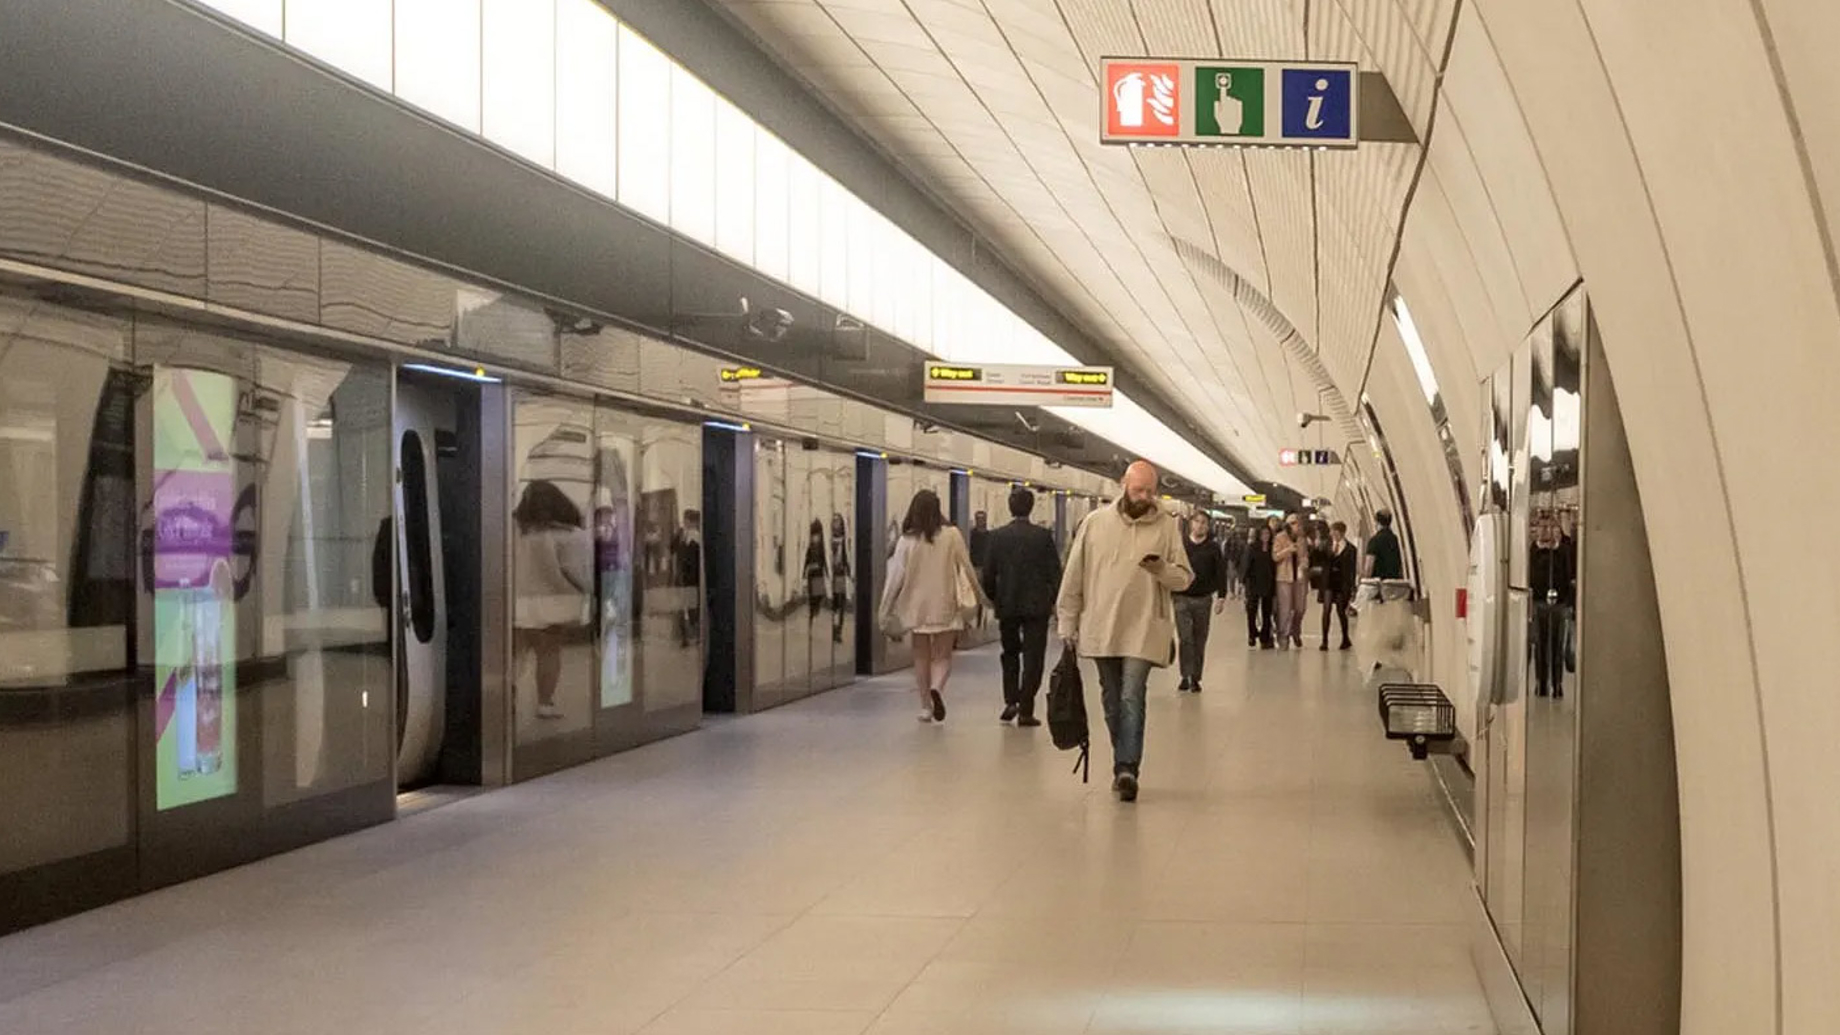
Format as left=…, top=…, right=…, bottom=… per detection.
left=923, top=363, right=1115, bottom=408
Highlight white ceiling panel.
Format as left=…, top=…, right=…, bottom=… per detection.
left=711, top=0, right=1447, bottom=487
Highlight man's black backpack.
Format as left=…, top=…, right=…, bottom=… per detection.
left=1045, top=646, right=1090, bottom=783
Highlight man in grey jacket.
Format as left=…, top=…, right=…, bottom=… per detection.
left=1056, top=461, right=1193, bottom=802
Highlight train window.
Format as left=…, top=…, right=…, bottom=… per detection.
left=400, top=430, right=436, bottom=643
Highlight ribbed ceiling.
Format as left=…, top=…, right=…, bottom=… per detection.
left=711, top=0, right=1456, bottom=498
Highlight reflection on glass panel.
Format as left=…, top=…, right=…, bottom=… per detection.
left=713, top=99, right=757, bottom=264
left=880, top=463, right=913, bottom=672
left=0, top=296, right=133, bottom=877
left=206, top=205, right=320, bottom=324
left=825, top=455, right=856, bottom=685
left=320, top=240, right=458, bottom=348
left=593, top=410, right=636, bottom=709
left=785, top=446, right=814, bottom=698
left=285, top=0, right=393, bottom=92
left=819, top=177, right=850, bottom=310
left=616, top=25, right=671, bottom=223
left=786, top=153, right=821, bottom=294
left=669, top=66, right=717, bottom=246
left=249, top=351, right=394, bottom=807
left=1525, top=292, right=1584, bottom=1034
left=560, top=323, right=643, bottom=396
left=753, top=438, right=787, bottom=699
left=196, top=0, right=284, bottom=35
left=454, top=288, right=558, bottom=368
left=482, top=0, right=557, bottom=167
left=394, top=0, right=482, bottom=132
left=1509, top=340, right=1533, bottom=589
left=511, top=394, right=596, bottom=743
left=555, top=0, right=620, bottom=200
left=0, top=141, right=207, bottom=299
left=754, top=134, right=791, bottom=282
left=636, top=420, right=702, bottom=713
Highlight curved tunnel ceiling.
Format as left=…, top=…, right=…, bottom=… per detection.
left=708, top=0, right=1454, bottom=504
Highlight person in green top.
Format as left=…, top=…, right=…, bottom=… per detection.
left=1363, top=510, right=1405, bottom=581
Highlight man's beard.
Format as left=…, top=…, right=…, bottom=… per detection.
left=1121, top=497, right=1155, bottom=518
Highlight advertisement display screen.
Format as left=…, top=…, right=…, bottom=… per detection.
left=152, top=368, right=239, bottom=810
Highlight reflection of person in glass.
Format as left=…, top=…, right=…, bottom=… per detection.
left=1530, top=510, right=1577, bottom=698
left=829, top=513, right=851, bottom=644
left=674, top=509, right=702, bottom=647
left=514, top=480, right=592, bottom=720
left=803, top=519, right=828, bottom=623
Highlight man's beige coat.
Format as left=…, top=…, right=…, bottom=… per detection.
left=1055, top=501, right=1194, bottom=665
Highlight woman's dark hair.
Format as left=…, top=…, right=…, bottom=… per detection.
left=902, top=489, right=946, bottom=542
left=514, top=480, right=582, bottom=532
left=1008, top=487, right=1035, bottom=518
left=809, top=519, right=824, bottom=538
left=1256, top=525, right=1272, bottom=545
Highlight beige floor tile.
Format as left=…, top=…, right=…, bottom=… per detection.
left=0, top=636, right=1494, bottom=1035
left=638, top=1007, right=877, bottom=1035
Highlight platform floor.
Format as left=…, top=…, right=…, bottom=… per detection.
left=0, top=621, right=1492, bottom=1035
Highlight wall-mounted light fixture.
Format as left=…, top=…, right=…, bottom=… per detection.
left=403, top=363, right=500, bottom=383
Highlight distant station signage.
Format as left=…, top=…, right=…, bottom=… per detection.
left=923, top=363, right=1115, bottom=408
left=1280, top=448, right=1340, bottom=467
left=719, top=366, right=767, bottom=383
left=1242, top=494, right=1267, bottom=505
left=1100, top=58, right=1359, bottom=149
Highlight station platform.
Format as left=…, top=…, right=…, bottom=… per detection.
left=0, top=630, right=1491, bottom=1035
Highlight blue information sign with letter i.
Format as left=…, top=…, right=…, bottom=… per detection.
left=1281, top=68, right=1355, bottom=142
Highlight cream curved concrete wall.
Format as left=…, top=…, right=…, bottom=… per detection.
left=1344, top=1, right=1840, bottom=1031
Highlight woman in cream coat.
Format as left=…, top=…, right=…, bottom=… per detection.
left=880, top=489, right=987, bottom=723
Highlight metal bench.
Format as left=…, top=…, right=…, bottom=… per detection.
left=1377, top=682, right=1456, bottom=760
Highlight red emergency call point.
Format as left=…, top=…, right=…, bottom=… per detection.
left=1455, top=587, right=1468, bottom=620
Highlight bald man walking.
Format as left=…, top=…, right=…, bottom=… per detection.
left=1055, top=461, right=1193, bottom=802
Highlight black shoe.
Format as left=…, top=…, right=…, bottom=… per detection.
left=1190, top=683, right=1202, bottom=694
left=1176, top=679, right=1190, bottom=692
left=1319, top=643, right=1328, bottom=652
left=1340, top=641, right=1353, bottom=651
left=1017, top=714, right=1042, bottom=728
left=1116, top=772, right=1139, bottom=802
left=1248, top=638, right=1257, bottom=648
left=999, top=703, right=1019, bottom=723
left=929, top=689, right=946, bottom=722
left=1260, top=640, right=1275, bottom=650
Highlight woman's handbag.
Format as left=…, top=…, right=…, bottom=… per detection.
left=879, top=609, right=907, bottom=640
left=953, top=562, right=982, bottom=625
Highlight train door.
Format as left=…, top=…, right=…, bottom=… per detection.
left=392, top=371, right=494, bottom=792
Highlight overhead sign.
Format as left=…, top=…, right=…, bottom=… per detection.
left=1242, top=494, right=1267, bottom=505
left=1100, top=58, right=1359, bottom=149
left=719, top=366, right=767, bottom=383
left=923, top=363, right=1115, bottom=409
left=1280, top=448, right=1341, bottom=467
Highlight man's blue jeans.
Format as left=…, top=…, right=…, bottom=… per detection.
left=1092, top=656, right=1153, bottom=776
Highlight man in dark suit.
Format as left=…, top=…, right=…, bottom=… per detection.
left=979, top=488, right=1062, bottom=726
